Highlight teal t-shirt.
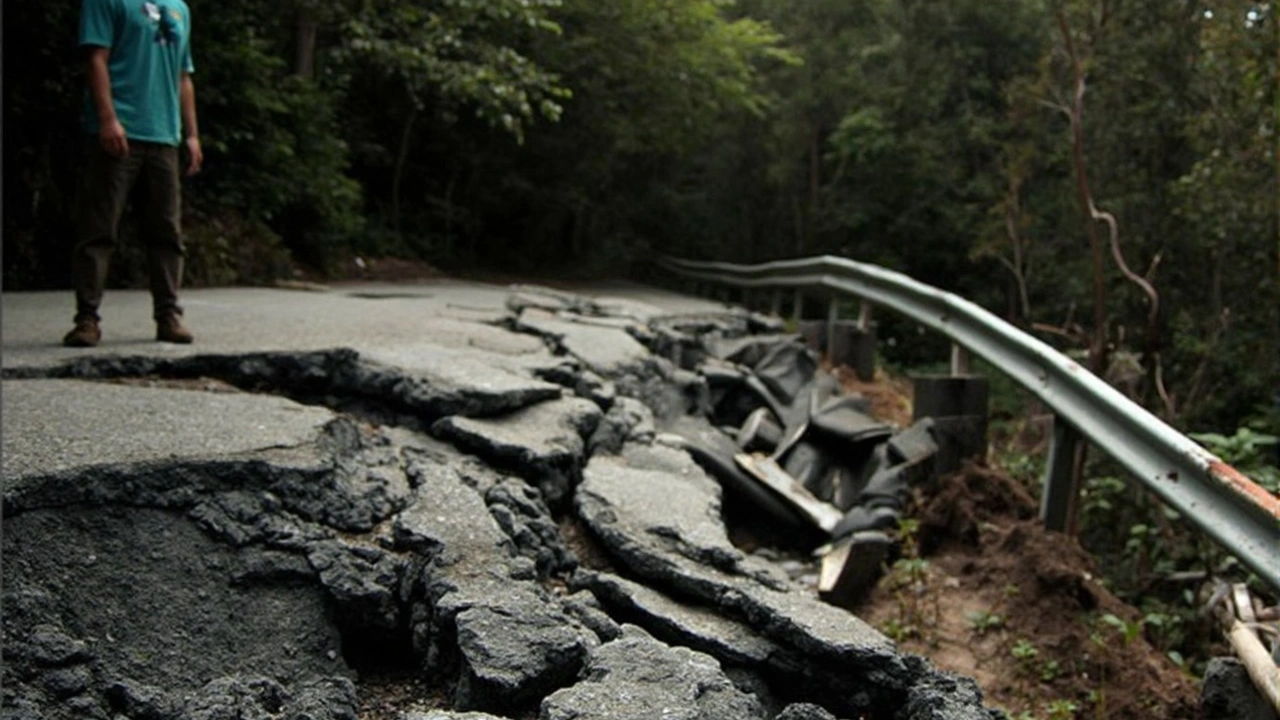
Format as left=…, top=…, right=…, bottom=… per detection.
left=80, top=0, right=194, bottom=146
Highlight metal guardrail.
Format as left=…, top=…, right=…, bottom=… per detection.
left=658, top=254, right=1280, bottom=593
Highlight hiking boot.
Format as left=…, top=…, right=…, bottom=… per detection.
left=156, top=313, right=194, bottom=344
left=63, top=319, right=102, bottom=347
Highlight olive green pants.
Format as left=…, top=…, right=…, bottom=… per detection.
left=72, top=138, right=185, bottom=322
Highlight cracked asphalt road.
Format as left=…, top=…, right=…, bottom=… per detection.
left=0, top=279, right=1001, bottom=720
left=1, top=280, right=728, bottom=486
left=1, top=280, right=729, bottom=371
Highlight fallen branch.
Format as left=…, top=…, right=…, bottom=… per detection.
left=1225, top=619, right=1280, bottom=713
left=1213, top=583, right=1280, bottom=713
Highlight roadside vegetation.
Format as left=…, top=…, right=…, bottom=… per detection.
left=6, top=2, right=1277, bottom=708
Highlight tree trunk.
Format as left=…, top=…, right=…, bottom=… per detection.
left=808, top=124, right=821, bottom=251
left=391, top=107, right=419, bottom=234
left=294, top=13, right=317, bottom=79
left=1057, top=8, right=1109, bottom=377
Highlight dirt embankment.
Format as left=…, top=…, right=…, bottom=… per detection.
left=857, top=462, right=1199, bottom=719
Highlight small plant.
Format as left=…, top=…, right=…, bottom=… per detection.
left=1012, top=638, right=1039, bottom=660
left=1011, top=638, right=1040, bottom=676
left=967, top=609, right=1006, bottom=635
left=1079, top=475, right=1127, bottom=517
left=1087, top=688, right=1105, bottom=715
left=1039, top=659, right=1062, bottom=683
left=1044, top=699, right=1079, bottom=720
left=1100, top=613, right=1144, bottom=646
left=882, top=517, right=939, bottom=646
left=882, top=618, right=915, bottom=642
left=894, top=557, right=931, bottom=583
left=897, top=518, right=922, bottom=556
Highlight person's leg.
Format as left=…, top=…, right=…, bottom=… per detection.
left=134, top=142, right=192, bottom=343
left=66, top=137, right=141, bottom=346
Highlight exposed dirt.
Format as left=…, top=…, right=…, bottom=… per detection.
left=854, top=463, right=1200, bottom=720
left=357, top=672, right=449, bottom=720
left=831, top=364, right=915, bottom=429
left=829, top=366, right=1200, bottom=719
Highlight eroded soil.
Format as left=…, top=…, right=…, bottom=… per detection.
left=856, top=464, right=1200, bottom=720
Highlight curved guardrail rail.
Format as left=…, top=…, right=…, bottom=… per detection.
left=658, top=254, right=1280, bottom=593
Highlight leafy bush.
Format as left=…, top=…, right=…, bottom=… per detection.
left=1190, top=426, right=1280, bottom=494
left=182, top=210, right=294, bottom=287
left=188, top=2, right=363, bottom=273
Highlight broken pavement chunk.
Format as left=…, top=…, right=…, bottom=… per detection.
left=515, top=307, right=655, bottom=378
left=452, top=603, right=595, bottom=712
left=707, top=333, right=803, bottom=367
left=540, top=626, right=766, bottom=720
left=432, top=397, right=602, bottom=506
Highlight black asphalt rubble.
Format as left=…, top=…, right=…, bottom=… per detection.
left=2, top=286, right=999, bottom=720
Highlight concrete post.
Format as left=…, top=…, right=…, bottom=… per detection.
left=911, top=375, right=989, bottom=475
left=1040, top=415, right=1084, bottom=533
left=826, top=297, right=839, bottom=360
left=798, top=320, right=826, bottom=354
left=950, top=344, right=971, bottom=376
left=829, top=321, right=877, bottom=381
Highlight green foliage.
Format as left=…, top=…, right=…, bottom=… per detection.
left=190, top=2, right=366, bottom=272
left=181, top=210, right=294, bottom=287
left=1190, top=427, right=1280, bottom=493
left=1074, top=457, right=1245, bottom=675
left=335, top=0, right=569, bottom=142
left=1100, top=613, right=1143, bottom=647
left=1043, top=699, right=1079, bottom=720
left=882, top=516, right=938, bottom=643
left=1007, top=636, right=1064, bottom=685
left=3, top=0, right=95, bottom=289
left=1011, top=638, right=1041, bottom=676
left=967, top=609, right=1006, bottom=635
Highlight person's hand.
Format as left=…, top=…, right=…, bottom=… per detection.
left=99, top=120, right=129, bottom=158
left=184, top=136, right=203, bottom=176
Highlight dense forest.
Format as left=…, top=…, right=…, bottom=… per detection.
left=4, top=0, right=1278, bottom=438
